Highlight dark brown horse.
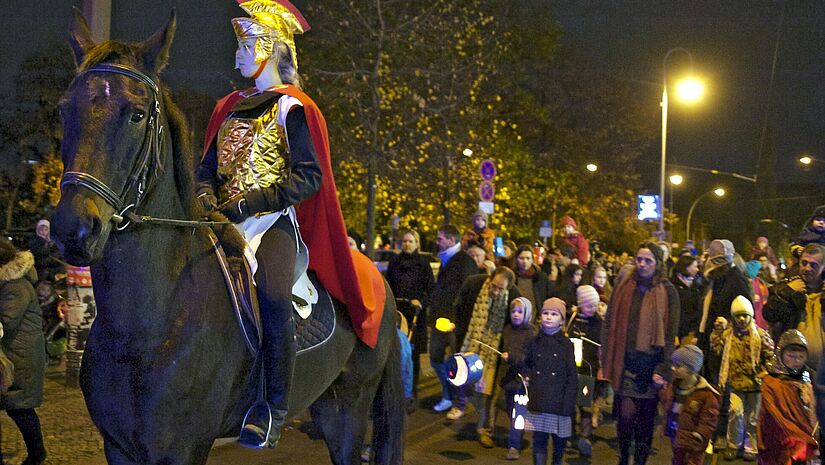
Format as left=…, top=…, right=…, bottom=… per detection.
left=50, top=11, right=403, bottom=465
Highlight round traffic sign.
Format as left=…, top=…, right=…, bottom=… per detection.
left=479, top=181, right=495, bottom=202
left=479, top=159, right=496, bottom=181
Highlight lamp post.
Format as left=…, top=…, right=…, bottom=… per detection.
left=659, top=48, right=703, bottom=240
left=686, top=188, right=725, bottom=241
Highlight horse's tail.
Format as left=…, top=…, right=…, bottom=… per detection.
left=371, top=324, right=405, bottom=464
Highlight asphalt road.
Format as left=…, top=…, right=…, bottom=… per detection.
left=0, top=361, right=754, bottom=465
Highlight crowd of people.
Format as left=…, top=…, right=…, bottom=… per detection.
left=383, top=206, right=825, bottom=465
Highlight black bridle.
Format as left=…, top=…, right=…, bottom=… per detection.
left=59, top=63, right=229, bottom=229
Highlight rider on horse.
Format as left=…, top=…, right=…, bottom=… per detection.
left=195, top=0, right=386, bottom=449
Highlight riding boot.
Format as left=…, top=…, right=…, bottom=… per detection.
left=261, top=307, right=296, bottom=448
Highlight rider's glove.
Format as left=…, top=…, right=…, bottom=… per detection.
left=220, top=197, right=251, bottom=224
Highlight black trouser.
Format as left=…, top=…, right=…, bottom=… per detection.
left=614, top=395, right=658, bottom=465
left=5, top=408, right=46, bottom=462
left=255, top=217, right=297, bottom=416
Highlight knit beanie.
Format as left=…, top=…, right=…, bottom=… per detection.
left=576, top=285, right=600, bottom=309
left=0, top=238, right=17, bottom=267
left=560, top=215, right=577, bottom=230
left=671, top=344, right=704, bottom=374
left=473, top=209, right=488, bottom=223
left=730, top=295, right=754, bottom=317
left=744, top=260, right=762, bottom=279
left=756, top=236, right=768, bottom=247
left=541, top=297, right=567, bottom=319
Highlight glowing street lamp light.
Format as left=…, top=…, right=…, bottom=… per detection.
left=713, top=188, right=726, bottom=197
left=462, top=148, right=473, bottom=157
left=586, top=163, right=598, bottom=172
left=799, top=156, right=813, bottom=165
left=669, top=174, right=684, bottom=185
left=675, top=78, right=704, bottom=103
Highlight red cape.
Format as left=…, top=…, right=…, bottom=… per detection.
left=203, top=86, right=385, bottom=348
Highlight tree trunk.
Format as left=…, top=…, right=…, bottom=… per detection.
left=365, top=151, right=377, bottom=258
left=4, top=183, right=20, bottom=232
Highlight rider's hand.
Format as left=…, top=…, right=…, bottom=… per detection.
left=220, top=197, right=251, bottom=224
left=196, top=191, right=218, bottom=213
left=501, top=352, right=509, bottom=362
left=652, top=373, right=666, bottom=388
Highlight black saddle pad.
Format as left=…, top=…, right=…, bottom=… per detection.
left=294, top=272, right=336, bottom=353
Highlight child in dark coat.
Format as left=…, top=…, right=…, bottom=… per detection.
left=662, top=344, right=720, bottom=465
left=500, top=297, right=535, bottom=460
left=568, top=285, right=604, bottom=456
left=520, top=298, right=578, bottom=465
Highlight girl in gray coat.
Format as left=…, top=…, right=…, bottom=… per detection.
left=0, top=238, right=46, bottom=465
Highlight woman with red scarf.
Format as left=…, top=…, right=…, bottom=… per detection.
left=600, top=243, right=680, bottom=465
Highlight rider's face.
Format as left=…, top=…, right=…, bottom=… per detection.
left=235, top=39, right=266, bottom=77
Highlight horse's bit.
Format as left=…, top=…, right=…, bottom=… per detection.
left=59, top=63, right=166, bottom=230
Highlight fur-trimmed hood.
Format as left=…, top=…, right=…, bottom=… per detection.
left=0, top=251, right=35, bottom=283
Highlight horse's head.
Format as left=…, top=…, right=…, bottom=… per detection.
left=52, top=10, right=176, bottom=265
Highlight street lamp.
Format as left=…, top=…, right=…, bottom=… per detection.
left=659, top=48, right=704, bottom=240
left=669, top=174, right=683, bottom=185
left=586, top=163, right=598, bottom=172
left=800, top=156, right=812, bottom=165
left=686, top=188, right=725, bottom=241
left=462, top=148, right=473, bottom=157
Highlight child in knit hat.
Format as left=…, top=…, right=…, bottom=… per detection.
left=519, top=298, right=578, bottom=465
left=568, top=285, right=605, bottom=456
left=662, top=345, right=721, bottom=465
left=500, top=297, right=536, bottom=460
left=711, top=295, right=775, bottom=461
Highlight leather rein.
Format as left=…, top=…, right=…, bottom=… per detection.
left=59, top=63, right=229, bottom=230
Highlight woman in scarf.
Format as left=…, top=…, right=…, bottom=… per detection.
left=600, top=243, right=680, bottom=465
left=386, top=229, right=434, bottom=399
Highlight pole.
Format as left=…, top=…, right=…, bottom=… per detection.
left=685, top=191, right=711, bottom=241
left=660, top=48, right=694, bottom=241
left=659, top=84, right=668, bottom=241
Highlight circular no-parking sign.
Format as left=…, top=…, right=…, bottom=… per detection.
left=479, top=159, right=496, bottom=181
left=479, top=181, right=495, bottom=202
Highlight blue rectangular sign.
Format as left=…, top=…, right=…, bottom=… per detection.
left=637, top=195, right=661, bottom=221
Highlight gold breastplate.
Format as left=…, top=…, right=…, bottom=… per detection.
left=216, top=101, right=289, bottom=201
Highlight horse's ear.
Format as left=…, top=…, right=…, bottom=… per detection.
left=68, top=8, right=95, bottom=67
left=141, top=10, right=176, bottom=74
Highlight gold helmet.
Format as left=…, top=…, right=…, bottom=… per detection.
left=232, top=0, right=310, bottom=69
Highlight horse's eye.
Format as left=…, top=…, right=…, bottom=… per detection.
left=129, top=110, right=146, bottom=124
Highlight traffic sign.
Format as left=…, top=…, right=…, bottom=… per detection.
left=478, top=201, right=494, bottom=215
left=637, top=195, right=661, bottom=221
left=479, top=159, right=496, bottom=181
left=479, top=181, right=495, bottom=202
left=539, top=220, right=553, bottom=238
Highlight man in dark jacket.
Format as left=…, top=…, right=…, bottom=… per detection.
left=428, top=224, right=481, bottom=413
left=512, top=244, right=555, bottom=313
left=0, top=238, right=47, bottom=464
left=764, top=243, right=825, bottom=371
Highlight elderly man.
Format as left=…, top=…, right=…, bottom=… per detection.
left=764, top=243, right=825, bottom=371
left=447, top=266, right=521, bottom=448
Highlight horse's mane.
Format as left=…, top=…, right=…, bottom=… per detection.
left=78, top=40, right=195, bottom=216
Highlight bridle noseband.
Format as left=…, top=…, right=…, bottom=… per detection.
left=60, top=63, right=165, bottom=231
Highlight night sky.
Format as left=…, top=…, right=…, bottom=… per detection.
left=3, top=1, right=825, bottom=234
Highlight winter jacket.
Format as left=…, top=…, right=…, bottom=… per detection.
left=386, top=250, right=435, bottom=311
left=673, top=277, right=703, bottom=342
left=26, top=236, right=64, bottom=283
left=564, top=233, right=590, bottom=266
left=428, top=250, right=479, bottom=325
left=763, top=276, right=825, bottom=370
left=700, top=265, right=752, bottom=337
left=451, top=274, right=521, bottom=350
left=568, top=312, right=601, bottom=374
left=500, top=323, right=535, bottom=391
left=463, top=226, right=496, bottom=262
left=0, top=251, right=45, bottom=410
left=662, top=376, right=721, bottom=453
left=519, top=331, right=578, bottom=417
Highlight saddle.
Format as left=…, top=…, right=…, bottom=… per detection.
left=206, top=225, right=335, bottom=356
